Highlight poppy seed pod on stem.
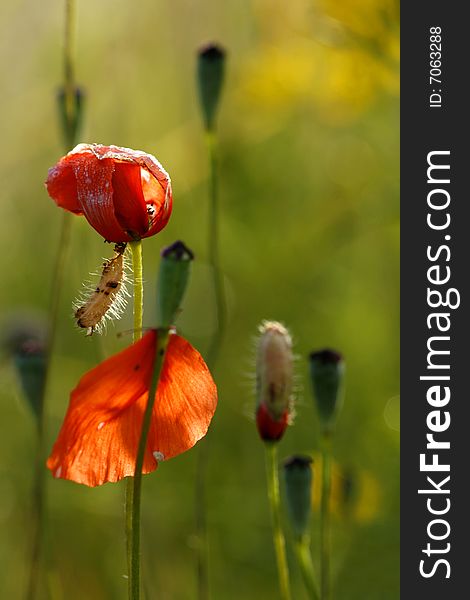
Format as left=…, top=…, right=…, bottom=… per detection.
left=157, top=241, right=194, bottom=328
left=57, top=85, right=84, bottom=149
left=46, top=143, right=172, bottom=243
left=309, top=349, right=344, bottom=436
left=197, top=43, right=226, bottom=132
left=255, top=321, right=294, bottom=443
left=13, top=338, right=47, bottom=422
left=284, top=455, right=313, bottom=541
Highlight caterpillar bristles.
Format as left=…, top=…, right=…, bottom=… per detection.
left=74, top=242, right=129, bottom=336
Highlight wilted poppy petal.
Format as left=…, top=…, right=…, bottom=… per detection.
left=112, top=162, right=150, bottom=239
left=47, top=330, right=217, bottom=486
left=74, top=154, right=132, bottom=241
left=45, top=143, right=173, bottom=243
left=46, top=158, right=81, bottom=214
left=148, top=334, right=218, bottom=460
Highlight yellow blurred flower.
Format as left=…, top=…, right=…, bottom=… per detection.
left=238, top=0, right=399, bottom=125
left=311, top=453, right=382, bottom=523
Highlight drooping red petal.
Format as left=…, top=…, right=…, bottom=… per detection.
left=111, top=162, right=150, bottom=239
left=140, top=168, right=173, bottom=238
left=47, top=330, right=217, bottom=487
left=46, top=158, right=81, bottom=214
left=45, top=144, right=173, bottom=243
left=72, top=153, right=130, bottom=242
left=148, top=334, right=217, bottom=460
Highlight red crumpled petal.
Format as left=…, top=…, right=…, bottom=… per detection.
left=73, top=153, right=129, bottom=241
left=111, top=162, right=150, bottom=239
left=45, top=144, right=173, bottom=243
left=46, top=330, right=217, bottom=487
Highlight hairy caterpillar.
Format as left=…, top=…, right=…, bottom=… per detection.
left=74, top=242, right=128, bottom=336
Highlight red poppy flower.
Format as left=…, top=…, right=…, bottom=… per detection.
left=46, top=144, right=172, bottom=243
left=47, top=330, right=217, bottom=487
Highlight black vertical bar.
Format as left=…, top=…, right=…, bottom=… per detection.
left=401, top=3, right=469, bottom=598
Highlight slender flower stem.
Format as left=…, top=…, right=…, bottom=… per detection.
left=205, top=130, right=227, bottom=367
left=194, top=129, right=226, bottom=600
left=130, top=327, right=170, bottom=600
left=26, top=3, right=78, bottom=598
left=320, top=437, right=332, bottom=600
left=63, top=0, right=77, bottom=150
left=129, top=241, right=144, bottom=340
left=294, top=537, right=319, bottom=600
left=125, top=240, right=144, bottom=597
left=265, top=443, right=292, bottom=600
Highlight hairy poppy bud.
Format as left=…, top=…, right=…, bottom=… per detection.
left=157, top=241, right=194, bottom=327
left=255, top=321, right=294, bottom=442
left=309, top=349, right=344, bottom=435
left=284, top=455, right=313, bottom=540
left=197, top=43, right=226, bottom=132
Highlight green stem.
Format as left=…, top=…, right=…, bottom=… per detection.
left=129, top=241, right=144, bottom=340
left=265, top=443, right=292, bottom=600
left=130, top=327, right=170, bottom=600
left=25, top=0, right=78, bottom=588
left=195, top=129, right=226, bottom=600
left=205, top=130, right=226, bottom=367
left=195, top=440, right=209, bottom=600
left=294, top=537, right=319, bottom=600
left=25, top=412, right=46, bottom=600
left=126, top=241, right=144, bottom=598
left=63, top=0, right=77, bottom=150
left=320, top=439, right=332, bottom=600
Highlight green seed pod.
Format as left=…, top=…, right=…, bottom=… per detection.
left=283, top=455, right=313, bottom=540
left=197, top=43, right=226, bottom=132
left=157, top=241, right=194, bottom=327
left=57, top=85, right=85, bottom=149
left=309, top=349, right=344, bottom=435
left=13, top=339, right=47, bottom=422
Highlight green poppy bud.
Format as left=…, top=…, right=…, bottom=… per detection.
left=197, top=43, right=226, bottom=132
left=309, top=349, right=344, bottom=436
left=283, top=455, right=313, bottom=540
left=13, top=339, right=47, bottom=422
left=157, top=241, right=194, bottom=327
left=57, top=85, right=84, bottom=149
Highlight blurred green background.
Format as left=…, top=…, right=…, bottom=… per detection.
left=0, top=0, right=399, bottom=598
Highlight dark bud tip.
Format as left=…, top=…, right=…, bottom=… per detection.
left=161, top=240, right=194, bottom=261
left=16, top=338, right=46, bottom=357
left=198, top=43, right=226, bottom=61
left=309, top=348, right=343, bottom=365
left=284, top=455, right=313, bottom=470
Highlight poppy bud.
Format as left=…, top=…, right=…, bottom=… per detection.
left=309, top=349, right=344, bottom=435
left=46, top=144, right=172, bottom=243
left=157, top=241, right=194, bottom=327
left=255, top=321, right=294, bottom=442
left=57, top=85, right=85, bottom=149
left=13, top=338, right=47, bottom=422
left=197, top=43, right=226, bottom=132
left=283, top=455, right=313, bottom=540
